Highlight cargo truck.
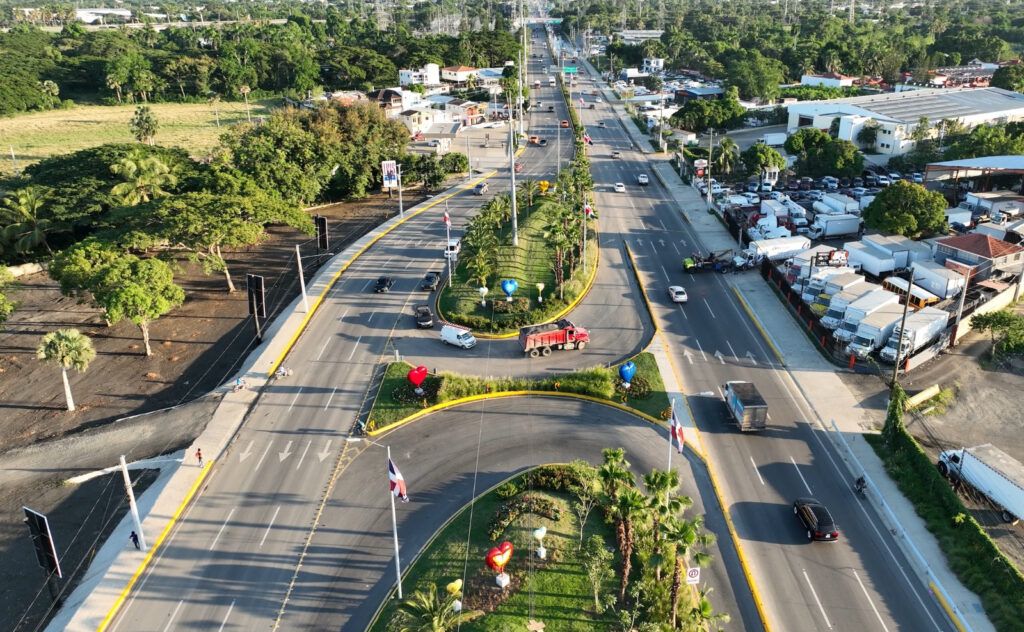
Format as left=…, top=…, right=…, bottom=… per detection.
left=744, top=236, right=811, bottom=263
left=762, top=132, right=787, bottom=146
left=807, top=213, right=861, bottom=240
left=722, top=381, right=768, bottom=431
left=845, top=302, right=909, bottom=357
left=810, top=275, right=867, bottom=309
left=800, top=270, right=862, bottom=304
left=814, top=193, right=860, bottom=215
left=845, top=240, right=896, bottom=277
left=878, top=306, right=949, bottom=363
left=833, top=289, right=900, bottom=342
left=820, top=282, right=880, bottom=329
left=910, top=260, right=966, bottom=299
left=519, top=319, right=590, bottom=357
left=938, top=444, right=1024, bottom=524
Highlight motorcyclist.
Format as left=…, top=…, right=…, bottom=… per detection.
left=854, top=476, right=867, bottom=494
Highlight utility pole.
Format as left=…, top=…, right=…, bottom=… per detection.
left=706, top=129, right=714, bottom=210
left=9, top=145, right=18, bottom=175
left=509, top=118, right=519, bottom=246
left=120, top=456, right=147, bottom=551
left=397, top=164, right=405, bottom=218
left=890, top=268, right=915, bottom=385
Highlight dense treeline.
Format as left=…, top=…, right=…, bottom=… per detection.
left=555, top=0, right=1024, bottom=101
left=0, top=9, right=522, bottom=115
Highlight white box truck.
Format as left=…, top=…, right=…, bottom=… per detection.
left=820, top=282, right=880, bottom=329
left=910, top=260, right=966, bottom=299
left=845, top=302, right=909, bottom=357
left=878, top=306, right=949, bottom=363
left=822, top=193, right=860, bottom=214
left=762, top=132, right=787, bottom=146
left=745, top=236, right=811, bottom=263
left=833, top=289, right=900, bottom=342
left=801, top=271, right=862, bottom=305
left=808, top=213, right=861, bottom=240
left=845, top=240, right=895, bottom=277
left=938, top=444, right=1024, bottom=524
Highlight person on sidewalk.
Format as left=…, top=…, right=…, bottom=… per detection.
left=129, top=531, right=140, bottom=550
left=195, top=448, right=203, bottom=468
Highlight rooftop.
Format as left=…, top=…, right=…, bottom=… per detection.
left=442, top=65, right=477, bottom=72
left=796, top=87, right=1024, bottom=125
left=938, top=233, right=1024, bottom=259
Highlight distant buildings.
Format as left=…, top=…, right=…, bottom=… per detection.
left=932, top=233, right=1024, bottom=280
left=800, top=73, right=857, bottom=89
left=674, top=86, right=724, bottom=104
left=75, top=8, right=131, bottom=23
left=642, top=58, right=665, bottom=74
left=613, top=30, right=664, bottom=45
left=441, top=65, right=478, bottom=83
left=399, top=63, right=441, bottom=88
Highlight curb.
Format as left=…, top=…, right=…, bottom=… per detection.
left=729, top=286, right=787, bottom=366
left=930, top=581, right=967, bottom=632
left=623, top=241, right=659, bottom=334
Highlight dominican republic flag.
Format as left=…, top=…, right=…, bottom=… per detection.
left=579, top=97, right=585, bottom=107
left=442, top=211, right=451, bottom=226
left=583, top=132, right=592, bottom=145
left=388, top=458, right=409, bottom=502
left=670, top=407, right=685, bottom=454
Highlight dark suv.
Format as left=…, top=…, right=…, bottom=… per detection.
left=421, top=271, right=440, bottom=291
left=794, top=498, right=839, bottom=542
left=374, top=276, right=395, bottom=293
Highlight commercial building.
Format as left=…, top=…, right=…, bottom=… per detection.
left=931, top=233, right=1024, bottom=280
left=786, top=87, right=1024, bottom=156
left=613, top=30, right=663, bottom=45
left=800, top=73, right=856, bottom=89
left=398, top=63, right=441, bottom=88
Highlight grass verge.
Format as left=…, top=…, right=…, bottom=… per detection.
left=865, top=432, right=1024, bottom=631
left=366, top=351, right=670, bottom=432
left=369, top=472, right=617, bottom=631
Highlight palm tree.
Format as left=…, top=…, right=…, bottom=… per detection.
left=110, top=153, right=178, bottom=206
left=1, top=186, right=60, bottom=255
left=36, top=328, right=96, bottom=412
left=685, top=587, right=730, bottom=631
left=394, top=583, right=484, bottom=631
left=239, top=85, right=252, bottom=123
left=106, top=73, right=124, bottom=104
left=713, top=137, right=739, bottom=176
left=598, top=447, right=634, bottom=502
left=517, top=178, right=539, bottom=209
left=37, top=80, right=60, bottom=108
left=664, top=516, right=715, bottom=628
left=643, top=468, right=692, bottom=578
left=611, top=487, right=648, bottom=603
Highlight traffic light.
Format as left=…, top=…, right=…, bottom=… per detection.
left=247, top=274, right=266, bottom=319
left=315, top=215, right=329, bottom=250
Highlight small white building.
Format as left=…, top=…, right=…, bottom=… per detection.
left=642, top=57, right=665, bottom=74
left=441, top=65, right=479, bottom=84
left=800, top=73, right=857, bottom=89
left=75, top=7, right=131, bottom=23
left=399, top=63, right=441, bottom=88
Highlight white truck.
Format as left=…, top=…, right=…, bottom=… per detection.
left=845, top=240, right=895, bottom=277
left=938, top=444, right=1024, bottom=524
left=878, top=306, right=949, bottom=363
left=761, top=132, right=787, bottom=146
left=801, top=271, right=864, bottom=306
left=819, top=193, right=860, bottom=215
left=744, top=236, right=811, bottom=263
left=820, top=282, right=880, bottom=329
left=808, top=213, right=861, bottom=240
left=833, top=289, right=900, bottom=342
left=910, top=260, right=966, bottom=299
left=845, top=302, right=909, bottom=357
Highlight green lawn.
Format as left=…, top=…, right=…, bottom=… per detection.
left=369, top=486, right=617, bottom=631
left=0, top=100, right=273, bottom=175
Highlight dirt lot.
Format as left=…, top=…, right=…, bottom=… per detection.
left=0, top=188, right=429, bottom=630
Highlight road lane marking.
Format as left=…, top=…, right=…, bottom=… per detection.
left=337, top=308, right=349, bottom=322
left=217, top=600, right=236, bottom=632
left=209, top=508, right=236, bottom=551
left=360, top=279, right=374, bottom=292
left=658, top=264, right=671, bottom=282
left=316, top=339, right=330, bottom=361
left=317, top=440, right=334, bottom=462
left=278, top=441, right=294, bottom=462
left=295, top=440, right=312, bottom=470
left=746, top=350, right=758, bottom=365
left=693, top=337, right=707, bottom=362
left=790, top=456, right=814, bottom=494
left=404, top=259, right=415, bottom=269
left=323, top=387, right=337, bottom=410
left=287, top=387, right=304, bottom=412
left=162, top=600, right=184, bottom=632
left=260, top=507, right=281, bottom=548
left=750, top=457, right=766, bottom=486
left=714, top=350, right=725, bottom=365
left=254, top=443, right=272, bottom=472
left=703, top=298, right=716, bottom=318
left=726, top=340, right=737, bottom=359
left=671, top=241, right=680, bottom=254
left=346, top=337, right=362, bottom=361
left=367, top=311, right=376, bottom=324
left=802, top=569, right=833, bottom=629
left=676, top=304, right=688, bottom=320
left=853, top=570, right=890, bottom=631
left=237, top=441, right=254, bottom=463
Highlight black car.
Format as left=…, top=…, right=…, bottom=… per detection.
left=414, top=304, right=434, bottom=328
left=794, top=498, right=839, bottom=542
left=374, top=276, right=395, bottom=293
left=539, top=139, right=548, bottom=146
left=786, top=180, right=799, bottom=191
left=839, top=177, right=851, bottom=187
left=852, top=177, right=864, bottom=187
left=421, top=271, right=440, bottom=291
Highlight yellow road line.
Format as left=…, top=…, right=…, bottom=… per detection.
left=929, top=581, right=966, bottom=632
left=730, top=286, right=786, bottom=366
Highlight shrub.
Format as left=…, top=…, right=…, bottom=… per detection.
left=487, top=494, right=561, bottom=541
left=492, top=296, right=530, bottom=314
left=615, top=375, right=652, bottom=399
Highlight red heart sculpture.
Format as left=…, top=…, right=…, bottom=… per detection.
left=485, top=541, right=513, bottom=572
left=407, top=365, right=428, bottom=388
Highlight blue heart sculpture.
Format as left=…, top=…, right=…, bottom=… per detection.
left=501, top=279, right=519, bottom=297
left=619, top=361, right=637, bottom=384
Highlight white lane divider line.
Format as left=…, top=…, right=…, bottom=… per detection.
left=750, top=456, right=766, bottom=486
left=360, top=279, right=374, bottom=292
left=404, top=259, right=415, bottom=269
left=316, top=338, right=331, bottom=361
left=260, top=507, right=281, bottom=548
left=790, top=456, right=814, bottom=495
left=286, top=387, right=304, bottom=412
left=367, top=311, right=375, bottom=324
left=703, top=297, right=716, bottom=318
left=676, top=304, right=688, bottom=320
left=162, top=600, right=184, bottom=632
left=346, top=336, right=362, bottom=361
left=658, top=264, right=671, bottom=283
left=694, top=337, right=708, bottom=362
left=323, top=387, right=337, bottom=410
left=209, top=508, right=236, bottom=551
left=253, top=443, right=272, bottom=472
left=217, top=600, right=236, bottom=632
left=337, top=307, right=349, bottom=322
left=853, top=570, right=890, bottom=631
left=295, top=440, right=312, bottom=470
left=802, top=569, right=833, bottom=629
left=671, top=241, right=680, bottom=254
left=725, top=340, right=738, bottom=360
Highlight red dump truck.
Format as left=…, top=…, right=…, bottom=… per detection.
left=519, top=319, right=590, bottom=357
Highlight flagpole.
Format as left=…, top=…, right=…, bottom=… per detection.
left=667, top=399, right=675, bottom=474
left=387, top=445, right=403, bottom=599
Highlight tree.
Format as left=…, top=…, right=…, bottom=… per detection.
left=882, top=383, right=908, bottom=448
left=664, top=516, right=715, bottom=628
left=130, top=105, right=158, bottom=145
left=0, top=268, right=16, bottom=327
left=36, top=328, right=95, bottom=412
left=110, top=153, right=178, bottom=205
left=440, top=152, right=469, bottom=174
left=420, top=155, right=447, bottom=191
left=910, top=116, right=931, bottom=144
left=785, top=127, right=831, bottom=160
left=862, top=180, right=946, bottom=238
left=49, top=238, right=123, bottom=297
left=37, top=79, right=60, bottom=108
left=92, top=256, right=185, bottom=356
left=610, top=487, right=648, bottom=603
left=598, top=447, right=634, bottom=503
left=1, top=186, right=62, bottom=256
left=856, top=120, right=879, bottom=150
left=740, top=143, right=785, bottom=179
left=569, top=459, right=602, bottom=549
left=393, top=583, right=483, bottom=631
left=992, top=65, right=1024, bottom=93
left=945, top=124, right=1024, bottom=161
left=712, top=137, right=739, bottom=176
left=686, top=587, right=731, bottom=631
left=971, top=310, right=1021, bottom=359
left=582, top=534, right=614, bottom=611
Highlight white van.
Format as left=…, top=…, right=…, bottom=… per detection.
left=440, top=325, right=476, bottom=349
left=444, top=239, right=461, bottom=259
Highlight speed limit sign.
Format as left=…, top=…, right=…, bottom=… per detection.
left=686, top=567, right=701, bottom=585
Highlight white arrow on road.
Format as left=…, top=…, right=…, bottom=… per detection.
left=746, top=351, right=758, bottom=365
left=658, top=239, right=666, bottom=247
left=680, top=239, right=688, bottom=248
left=278, top=441, right=294, bottom=462
left=714, top=350, right=725, bottom=365
left=238, top=440, right=255, bottom=463
left=683, top=349, right=694, bottom=365
left=317, top=440, right=333, bottom=463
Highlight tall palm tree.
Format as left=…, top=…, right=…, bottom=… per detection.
left=643, top=468, right=693, bottom=579
left=110, top=153, right=178, bottom=206
left=611, top=487, right=648, bottom=603
left=1, top=186, right=60, bottom=255
left=598, top=447, right=633, bottom=502
left=36, top=328, right=96, bottom=412
left=685, top=587, right=730, bottom=631
left=713, top=137, right=739, bottom=176
left=664, top=516, right=715, bottom=628
left=517, top=178, right=539, bottom=208
left=394, top=583, right=484, bottom=631
left=239, top=85, right=252, bottom=123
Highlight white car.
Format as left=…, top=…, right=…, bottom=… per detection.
left=637, top=174, right=649, bottom=185
left=614, top=182, right=626, bottom=193
left=668, top=286, right=689, bottom=303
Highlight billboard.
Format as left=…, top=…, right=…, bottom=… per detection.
left=381, top=160, right=399, bottom=189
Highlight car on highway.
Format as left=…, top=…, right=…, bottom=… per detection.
left=374, top=276, right=395, bottom=293
left=614, top=182, right=626, bottom=192
left=421, top=271, right=440, bottom=291
left=538, top=139, right=548, bottom=146
left=474, top=182, right=489, bottom=195
left=667, top=286, right=688, bottom=303
left=414, top=304, right=434, bottom=328
left=440, top=324, right=477, bottom=349
left=529, top=135, right=541, bottom=145
left=794, top=498, right=839, bottom=541
left=598, top=121, right=606, bottom=128
left=637, top=174, right=649, bottom=186
left=611, top=150, right=622, bottom=158
left=560, top=120, right=570, bottom=128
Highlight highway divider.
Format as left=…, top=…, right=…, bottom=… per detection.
left=729, top=287, right=786, bottom=366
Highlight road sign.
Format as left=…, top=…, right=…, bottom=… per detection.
left=381, top=160, right=399, bottom=189
left=694, top=159, right=708, bottom=168
left=24, top=507, right=62, bottom=578
left=314, top=215, right=329, bottom=250
left=686, top=567, right=700, bottom=585
left=562, top=66, right=578, bottom=74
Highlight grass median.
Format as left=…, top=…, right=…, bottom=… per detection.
left=366, top=351, right=670, bottom=433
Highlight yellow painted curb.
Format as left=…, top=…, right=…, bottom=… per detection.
left=267, top=173, right=496, bottom=376
left=623, top=242, right=659, bottom=334
left=730, top=286, right=786, bottom=366
left=97, top=460, right=216, bottom=631
left=929, top=581, right=966, bottom=632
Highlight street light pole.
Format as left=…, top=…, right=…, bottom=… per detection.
left=890, top=268, right=915, bottom=385
left=509, top=117, right=519, bottom=246
left=120, top=456, right=147, bottom=551
left=706, top=128, right=714, bottom=209
left=397, top=164, right=405, bottom=218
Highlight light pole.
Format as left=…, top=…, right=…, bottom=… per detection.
left=509, top=117, right=519, bottom=246
left=706, top=128, right=715, bottom=210
left=397, top=164, right=405, bottom=218
left=890, top=268, right=915, bottom=385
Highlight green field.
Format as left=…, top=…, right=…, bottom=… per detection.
left=0, top=100, right=273, bottom=175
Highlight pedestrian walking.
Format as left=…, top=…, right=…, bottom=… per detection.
left=129, top=531, right=140, bottom=550
left=196, top=448, right=203, bottom=468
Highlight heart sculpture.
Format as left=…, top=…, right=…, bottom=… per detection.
left=485, top=541, right=514, bottom=573
left=500, top=278, right=519, bottom=298
left=407, top=365, right=428, bottom=388
left=618, top=361, right=637, bottom=384
left=532, top=526, right=547, bottom=542
left=446, top=578, right=463, bottom=596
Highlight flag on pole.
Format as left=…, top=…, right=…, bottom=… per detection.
left=442, top=211, right=451, bottom=226
left=583, top=132, right=592, bottom=145
left=388, top=458, right=409, bottom=502
left=669, top=408, right=685, bottom=454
